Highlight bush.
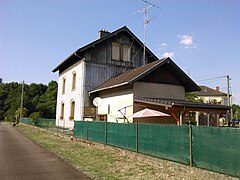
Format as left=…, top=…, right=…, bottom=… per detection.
left=29, top=112, right=41, bottom=125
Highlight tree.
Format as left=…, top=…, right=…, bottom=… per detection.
left=0, top=81, right=57, bottom=120
left=15, top=108, right=28, bottom=122
left=232, top=104, right=240, bottom=119
left=185, top=92, right=203, bottom=103
left=36, top=81, right=58, bottom=118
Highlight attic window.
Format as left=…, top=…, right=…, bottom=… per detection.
left=123, top=45, right=131, bottom=62
left=112, top=42, right=120, bottom=60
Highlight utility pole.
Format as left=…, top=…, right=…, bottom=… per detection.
left=226, top=75, right=232, bottom=125
left=19, top=80, right=24, bottom=123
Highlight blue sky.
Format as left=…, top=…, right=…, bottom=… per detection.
left=1, top=0, right=239, bottom=104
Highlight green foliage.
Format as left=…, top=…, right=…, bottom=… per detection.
left=232, top=104, right=240, bottom=119
left=0, top=81, right=57, bottom=120
left=29, top=112, right=41, bottom=125
left=185, top=92, right=203, bottom=103
left=15, top=108, right=28, bottom=117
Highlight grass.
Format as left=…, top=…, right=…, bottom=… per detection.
left=17, top=125, right=118, bottom=179
left=17, top=124, right=238, bottom=180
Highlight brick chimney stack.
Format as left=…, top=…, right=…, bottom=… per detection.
left=98, top=29, right=110, bottom=39
left=216, top=86, right=220, bottom=91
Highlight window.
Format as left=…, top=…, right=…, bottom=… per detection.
left=123, top=45, right=131, bottom=62
left=112, top=42, right=120, bottom=60
left=62, top=78, right=66, bottom=94
left=70, top=101, right=75, bottom=120
left=72, top=72, right=76, bottom=90
left=60, top=102, right=64, bottom=120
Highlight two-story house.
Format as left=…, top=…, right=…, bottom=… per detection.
left=52, top=26, right=158, bottom=128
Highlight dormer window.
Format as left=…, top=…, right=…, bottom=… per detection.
left=112, top=42, right=120, bottom=60
left=123, top=45, right=131, bottom=62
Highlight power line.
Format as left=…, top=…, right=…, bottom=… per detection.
left=195, top=75, right=228, bottom=82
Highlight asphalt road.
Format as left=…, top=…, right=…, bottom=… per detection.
left=0, top=123, right=91, bottom=180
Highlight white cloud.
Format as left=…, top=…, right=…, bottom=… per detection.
left=179, top=35, right=193, bottom=45
left=159, top=42, right=168, bottom=50
left=178, top=35, right=197, bottom=48
left=162, top=52, right=175, bottom=58
left=160, top=42, right=168, bottom=46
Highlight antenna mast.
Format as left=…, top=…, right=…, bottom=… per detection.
left=141, top=0, right=160, bottom=65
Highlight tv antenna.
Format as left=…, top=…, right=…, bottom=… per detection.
left=133, top=0, right=161, bottom=65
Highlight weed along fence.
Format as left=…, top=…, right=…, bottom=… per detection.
left=74, top=121, right=240, bottom=178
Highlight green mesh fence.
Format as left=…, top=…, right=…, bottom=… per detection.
left=138, top=124, right=190, bottom=165
left=87, top=121, right=106, bottom=143
left=73, top=121, right=239, bottom=177
left=192, top=126, right=240, bottom=178
left=107, top=122, right=136, bottom=151
left=20, top=118, right=56, bottom=128
left=74, top=121, right=87, bottom=138
left=36, top=118, right=55, bottom=128
left=20, top=117, right=33, bottom=125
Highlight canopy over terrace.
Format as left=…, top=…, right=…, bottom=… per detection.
left=134, top=96, right=230, bottom=126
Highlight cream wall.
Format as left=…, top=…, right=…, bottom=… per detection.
left=98, top=89, right=134, bottom=123
left=134, top=82, right=185, bottom=100
left=56, top=60, right=85, bottom=129
left=201, top=96, right=228, bottom=105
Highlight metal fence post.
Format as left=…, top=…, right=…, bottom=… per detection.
left=105, top=121, right=108, bottom=145
left=86, top=121, right=88, bottom=140
left=189, top=124, right=193, bottom=167
left=136, top=122, right=138, bottom=153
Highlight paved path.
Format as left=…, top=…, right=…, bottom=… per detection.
left=0, top=123, right=91, bottom=180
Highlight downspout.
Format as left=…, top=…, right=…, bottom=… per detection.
left=81, top=60, right=86, bottom=121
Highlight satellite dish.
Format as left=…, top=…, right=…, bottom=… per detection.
left=93, top=97, right=102, bottom=107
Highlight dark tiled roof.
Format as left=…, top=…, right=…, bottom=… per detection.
left=89, top=58, right=201, bottom=94
left=195, top=86, right=227, bottom=96
left=52, top=26, right=158, bottom=72
left=135, top=96, right=230, bottom=109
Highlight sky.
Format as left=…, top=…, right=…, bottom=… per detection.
left=0, top=0, right=239, bottom=104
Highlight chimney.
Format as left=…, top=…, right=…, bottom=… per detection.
left=98, top=29, right=110, bottom=39
left=216, top=86, right=220, bottom=91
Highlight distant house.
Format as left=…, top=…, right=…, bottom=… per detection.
left=194, top=86, right=229, bottom=126
left=195, top=86, right=228, bottom=105
left=52, top=26, right=158, bottom=128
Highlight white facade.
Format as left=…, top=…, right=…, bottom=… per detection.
left=56, top=60, right=85, bottom=129
left=98, top=89, right=134, bottom=123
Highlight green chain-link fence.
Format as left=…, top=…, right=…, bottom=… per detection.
left=74, top=121, right=240, bottom=178
left=20, top=117, right=56, bottom=129
left=107, top=122, right=136, bottom=151
left=138, top=124, right=190, bottom=165
left=192, top=126, right=240, bottom=177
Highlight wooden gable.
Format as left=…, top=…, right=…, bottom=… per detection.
left=140, top=64, right=183, bottom=86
